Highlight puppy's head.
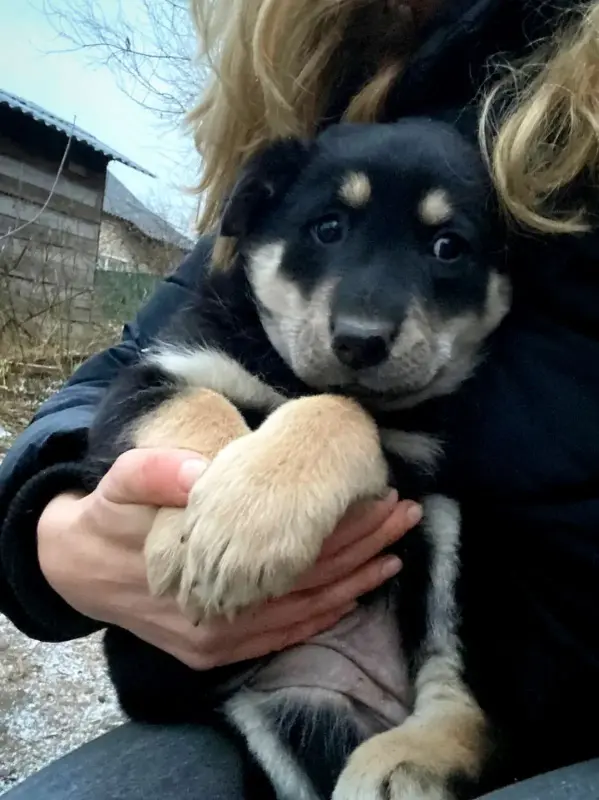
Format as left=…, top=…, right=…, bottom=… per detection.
left=219, top=119, right=510, bottom=408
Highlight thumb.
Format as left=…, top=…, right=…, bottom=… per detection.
left=99, top=448, right=209, bottom=508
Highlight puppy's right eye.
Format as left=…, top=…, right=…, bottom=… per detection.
left=432, top=233, right=467, bottom=262
left=310, top=214, right=345, bottom=245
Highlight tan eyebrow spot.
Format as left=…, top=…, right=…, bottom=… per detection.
left=419, top=188, right=453, bottom=226
left=339, top=171, right=371, bottom=207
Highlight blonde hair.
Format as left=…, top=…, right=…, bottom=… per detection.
left=188, top=0, right=414, bottom=232
left=189, top=0, right=599, bottom=237
left=480, top=2, right=599, bottom=234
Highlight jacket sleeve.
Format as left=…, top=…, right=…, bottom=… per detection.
left=0, top=236, right=214, bottom=642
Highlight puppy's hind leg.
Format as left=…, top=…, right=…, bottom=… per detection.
left=132, top=388, right=251, bottom=598
left=333, top=496, right=489, bottom=800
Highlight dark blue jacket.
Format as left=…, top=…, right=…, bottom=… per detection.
left=2, top=0, right=599, bottom=778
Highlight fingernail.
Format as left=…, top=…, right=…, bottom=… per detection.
left=381, top=556, right=402, bottom=580
left=385, top=488, right=399, bottom=504
left=406, top=502, right=423, bottom=525
left=178, top=458, right=209, bottom=491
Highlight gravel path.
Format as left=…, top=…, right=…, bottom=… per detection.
left=0, top=616, right=124, bottom=794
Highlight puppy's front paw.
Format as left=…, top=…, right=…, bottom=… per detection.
left=144, top=507, right=187, bottom=598
left=145, top=394, right=388, bottom=624
left=175, top=432, right=354, bottom=622
left=333, top=729, right=454, bottom=800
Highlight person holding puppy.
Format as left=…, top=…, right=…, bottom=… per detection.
left=3, top=1, right=599, bottom=798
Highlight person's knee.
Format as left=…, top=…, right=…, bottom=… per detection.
left=5, top=723, right=250, bottom=800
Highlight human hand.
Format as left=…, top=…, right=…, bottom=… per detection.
left=38, top=448, right=421, bottom=669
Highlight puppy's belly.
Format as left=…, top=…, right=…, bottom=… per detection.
left=251, top=593, right=409, bottom=730
left=225, top=595, right=410, bottom=799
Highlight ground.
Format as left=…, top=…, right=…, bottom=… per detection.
left=0, top=362, right=124, bottom=795
left=0, top=618, right=123, bottom=794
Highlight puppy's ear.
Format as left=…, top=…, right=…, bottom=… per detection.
left=219, top=138, right=313, bottom=238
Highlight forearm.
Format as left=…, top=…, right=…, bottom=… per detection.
left=0, top=419, right=100, bottom=640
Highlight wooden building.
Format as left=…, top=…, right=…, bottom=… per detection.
left=94, top=172, right=194, bottom=324
left=100, top=171, right=192, bottom=278
left=0, top=88, right=152, bottom=340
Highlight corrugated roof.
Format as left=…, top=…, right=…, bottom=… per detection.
left=0, top=88, right=154, bottom=177
left=104, top=172, right=194, bottom=251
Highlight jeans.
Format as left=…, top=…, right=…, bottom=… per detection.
left=4, top=721, right=599, bottom=800
left=3, top=721, right=273, bottom=800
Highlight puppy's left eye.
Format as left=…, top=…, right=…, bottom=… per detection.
left=311, top=214, right=346, bottom=245
left=432, top=234, right=467, bottom=261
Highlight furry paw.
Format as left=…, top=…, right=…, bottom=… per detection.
left=174, top=431, right=361, bottom=622
left=333, top=729, right=455, bottom=800
left=145, top=394, right=388, bottom=623
left=144, top=506, right=188, bottom=598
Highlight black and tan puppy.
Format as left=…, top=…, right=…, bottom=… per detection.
left=85, top=119, right=511, bottom=800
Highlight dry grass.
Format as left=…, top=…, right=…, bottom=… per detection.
left=0, top=317, right=120, bottom=450
left=0, top=359, right=63, bottom=455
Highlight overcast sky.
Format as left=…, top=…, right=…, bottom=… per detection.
left=0, top=0, right=199, bottom=235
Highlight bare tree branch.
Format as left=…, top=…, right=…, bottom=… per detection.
left=40, top=0, right=203, bottom=125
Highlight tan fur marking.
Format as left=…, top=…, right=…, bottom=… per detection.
left=333, top=689, right=487, bottom=799
left=133, top=388, right=250, bottom=457
left=356, top=707, right=484, bottom=778
left=136, top=389, right=251, bottom=598
left=174, top=394, right=388, bottom=622
left=339, top=171, right=371, bottom=207
left=483, top=271, right=512, bottom=331
left=419, top=188, right=453, bottom=226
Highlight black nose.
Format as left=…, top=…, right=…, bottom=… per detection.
left=331, top=317, right=395, bottom=370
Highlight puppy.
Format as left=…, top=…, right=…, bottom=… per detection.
left=85, top=119, right=511, bottom=800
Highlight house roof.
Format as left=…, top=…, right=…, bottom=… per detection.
left=103, top=172, right=194, bottom=251
left=0, top=88, right=154, bottom=177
